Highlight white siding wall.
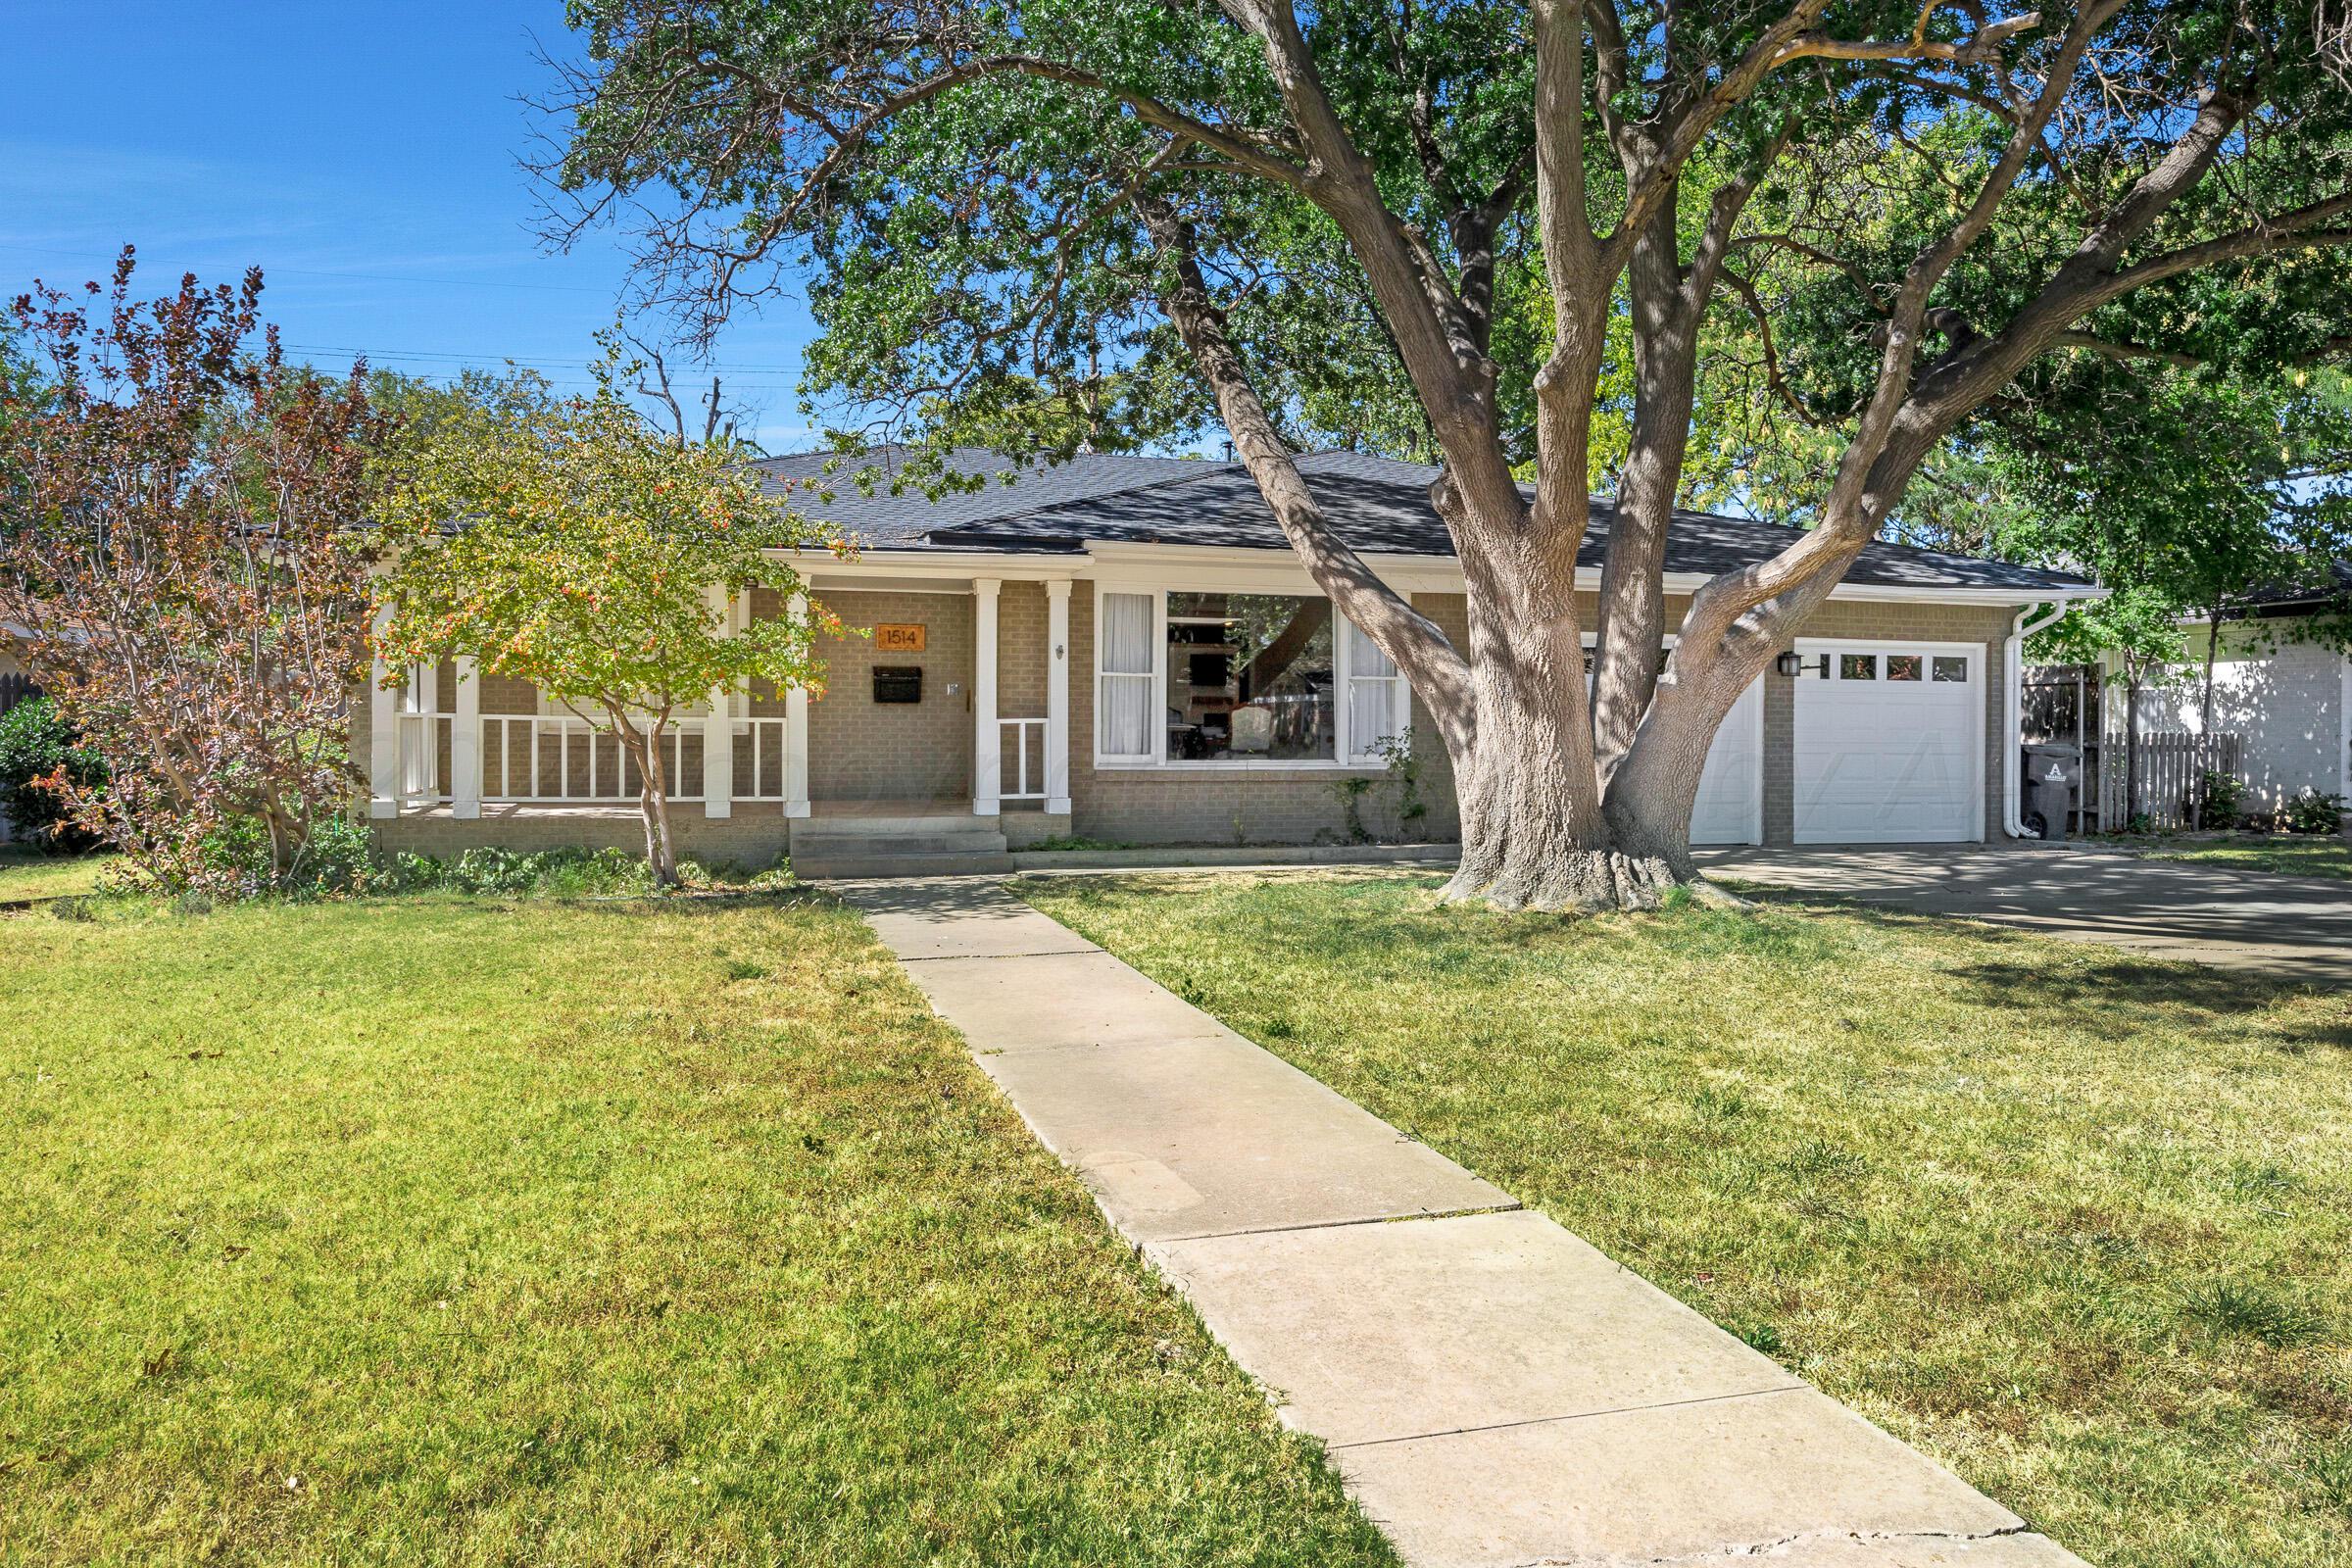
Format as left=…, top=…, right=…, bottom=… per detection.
left=2154, top=621, right=2350, bottom=808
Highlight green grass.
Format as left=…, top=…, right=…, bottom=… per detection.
left=0, top=848, right=115, bottom=902
left=2135, top=836, right=2352, bottom=882
left=1020, top=870, right=2352, bottom=1568
left=0, top=889, right=1392, bottom=1567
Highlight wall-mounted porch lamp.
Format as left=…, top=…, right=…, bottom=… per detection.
left=1775, top=651, right=1829, bottom=677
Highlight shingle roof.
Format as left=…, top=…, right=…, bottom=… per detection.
left=753, top=446, right=2092, bottom=594
left=2239, top=559, right=2352, bottom=616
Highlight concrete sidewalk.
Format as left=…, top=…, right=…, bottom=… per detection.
left=846, top=877, right=2083, bottom=1568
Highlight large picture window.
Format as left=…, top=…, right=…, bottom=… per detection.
left=1347, top=630, right=1407, bottom=762
left=1094, top=583, right=1409, bottom=768
left=1166, top=592, right=1335, bottom=761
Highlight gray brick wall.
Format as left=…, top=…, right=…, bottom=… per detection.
left=806, top=587, right=975, bottom=802
left=370, top=807, right=795, bottom=867
left=353, top=577, right=2027, bottom=855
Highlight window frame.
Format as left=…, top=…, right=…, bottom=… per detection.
left=1091, top=580, right=1396, bottom=772
left=1093, top=587, right=1162, bottom=764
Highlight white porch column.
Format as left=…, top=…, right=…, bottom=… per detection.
left=783, top=590, right=810, bottom=818
left=451, top=656, right=482, bottom=819
left=367, top=603, right=400, bottom=819
left=1045, top=578, right=1072, bottom=814
left=972, top=577, right=1001, bottom=816
left=703, top=584, right=735, bottom=818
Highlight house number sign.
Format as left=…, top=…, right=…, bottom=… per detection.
left=873, top=623, right=926, bottom=653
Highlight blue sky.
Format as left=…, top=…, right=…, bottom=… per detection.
left=2, top=2, right=825, bottom=449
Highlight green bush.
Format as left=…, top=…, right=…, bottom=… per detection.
left=2280, top=789, right=2345, bottom=837
left=0, top=698, right=108, bottom=853
left=382, top=845, right=654, bottom=898
left=194, top=811, right=384, bottom=899
left=2197, top=769, right=2245, bottom=830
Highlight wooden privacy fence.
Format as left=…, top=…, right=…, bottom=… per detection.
left=2099, top=732, right=2240, bottom=832
left=0, top=671, right=40, bottom=716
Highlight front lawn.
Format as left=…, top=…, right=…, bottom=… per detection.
left=0, top=848, right=113, bottom=902
left=1022, top=870, right=2352, bottom=1568
left=1, top=889, right=1391, bottom=1566
left=2134, top=835, right=2352, bottom=882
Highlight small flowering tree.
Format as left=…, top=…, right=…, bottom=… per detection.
left=372, top=369, right=846, bottom=885
left=0, top=252, right=384, bottom=894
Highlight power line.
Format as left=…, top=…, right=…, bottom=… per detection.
left=282, top=344, right=809, bottom=391
left=282, top=341, right=809, bottom=378
left=0, top=242, right=615, bottom=295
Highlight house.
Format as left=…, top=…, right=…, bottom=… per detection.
left=2143, top=564, right=2352, bottom=815
left=359, top=448, right=2098, bottom=872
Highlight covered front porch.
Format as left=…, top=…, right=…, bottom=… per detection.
left=365, top=569, right=1079, bottom=835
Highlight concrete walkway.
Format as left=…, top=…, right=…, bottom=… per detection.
left=846, top=877, right=2083, bottom=1568
left=1702, top=844, right=2352, bottom=986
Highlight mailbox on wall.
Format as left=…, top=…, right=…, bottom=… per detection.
left=872, top=665, right=923, bottom=704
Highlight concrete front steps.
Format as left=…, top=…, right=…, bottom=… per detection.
left=787, top=808, right=1015, bottom=879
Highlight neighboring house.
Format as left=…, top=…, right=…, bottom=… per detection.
left=2143, top=564, right=2352, bottom=814
left=359, top=448, right=2097, bottom=868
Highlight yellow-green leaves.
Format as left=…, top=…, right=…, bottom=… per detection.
left=372, top=374, right=847, bottom=721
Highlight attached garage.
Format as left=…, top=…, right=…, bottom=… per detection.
left=1590, top=647, right=1762, bottom=846
left=1691, top=678, right=1763, bottom=846
left=1792, top=641, right=1983, bottom=844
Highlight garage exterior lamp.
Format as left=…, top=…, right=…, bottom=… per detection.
left=1775, top=651, right=1828, bottom=678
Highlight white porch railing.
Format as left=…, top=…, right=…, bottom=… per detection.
left=482, top=714, right=707, bottom=804
left=1000, top=715, right=1047, bottom=802
left=739, top=717, right=790, bottom=802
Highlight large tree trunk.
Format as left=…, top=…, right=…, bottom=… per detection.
left=1438, top=578, right=1749, bottom=912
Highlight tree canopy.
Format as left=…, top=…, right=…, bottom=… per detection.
left=542, top=0, right=2352, bottom=907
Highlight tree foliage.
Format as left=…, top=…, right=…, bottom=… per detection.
left=0, top=251, right=385, bottom=895
left=371, top=359, right=849, bottom=885
left=0, top=697, right=109, bottom=855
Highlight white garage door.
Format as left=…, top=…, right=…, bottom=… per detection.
left=1588, top=656, right=1762, bottom=846
left=1793, top=643, right=1982, bottom=844
left=1692, top=678, right=1763, bottom=846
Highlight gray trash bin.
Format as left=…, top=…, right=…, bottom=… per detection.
left=2020, top=742, right=2081, bottom=841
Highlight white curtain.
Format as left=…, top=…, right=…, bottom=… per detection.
left=1099, top=592, right=1154, bottom=758
left=1348, top=625, right=1405, bottom=760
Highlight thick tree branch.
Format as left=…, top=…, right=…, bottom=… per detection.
left=1134, top=191, right=1477, bottom=761
left=1218, top=0, right=1523, bottom=527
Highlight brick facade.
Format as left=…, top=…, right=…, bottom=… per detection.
left=357, top=572, right=2029, bottom=857
left=801, top=586, right=976, bottom=802
left=1060, top=589, right=2018, bottom=848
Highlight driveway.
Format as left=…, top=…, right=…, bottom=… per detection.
left=1699, top=844, right=2352, bottom=987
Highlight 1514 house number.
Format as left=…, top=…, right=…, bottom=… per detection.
left=873, top=623, right=926, bottom=653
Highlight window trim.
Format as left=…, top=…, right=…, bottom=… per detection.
left=1092, top=585, right=1161, bottom=764
left=1091, top=580, right=1396, bottom=772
